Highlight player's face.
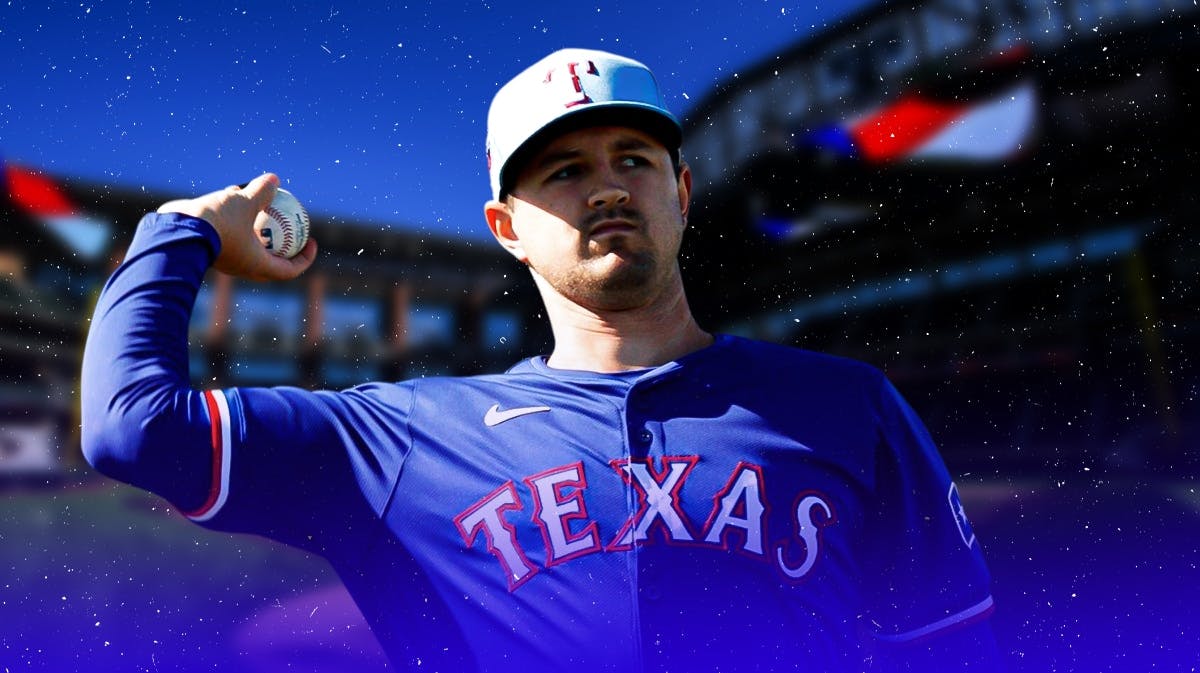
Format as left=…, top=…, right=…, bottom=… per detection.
left=485, top=126, right=692, bottom=312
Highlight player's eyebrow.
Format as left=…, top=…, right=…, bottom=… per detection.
left=609, top=136, right=656, bottom=154
left=530, top=135, right=660, bottom=172
left=530, top=148, right=584, bottom=171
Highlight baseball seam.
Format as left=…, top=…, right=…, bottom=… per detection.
left=265, top=205, right=296, bottom=256
left=297, top=206, right=309, bottom=252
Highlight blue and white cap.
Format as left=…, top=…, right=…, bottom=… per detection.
left=486, top=48, right=682, bottom=200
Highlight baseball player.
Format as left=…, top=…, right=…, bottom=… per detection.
left=81, top=48, right=1001, bottom=672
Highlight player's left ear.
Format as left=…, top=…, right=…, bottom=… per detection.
left=676, top=161, right=693, bottom=227
left=484, top=199, right=528, bottom=264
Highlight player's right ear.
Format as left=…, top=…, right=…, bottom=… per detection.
left=484, top=199, right=528, bottom=264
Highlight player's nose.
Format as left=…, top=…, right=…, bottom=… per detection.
left=587, top=179, right=630, bottom=210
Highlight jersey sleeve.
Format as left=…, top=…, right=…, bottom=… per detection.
left=80, top=213, right=412, bottom=552
left=183, top=382, right=414, bottom=550
left=861, top=374, right=997, bottom=653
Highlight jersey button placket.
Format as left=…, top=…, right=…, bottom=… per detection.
left=619, top=391, right=648, bottom=663
left=628, top=378, right=665, bottom=456
left=626, top=385, right=655, bottom=457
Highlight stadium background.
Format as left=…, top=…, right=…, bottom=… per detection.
left=2, top=0, right=1197, bottom=670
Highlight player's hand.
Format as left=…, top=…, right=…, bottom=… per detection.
left=157, top=173, right=317, bottom=281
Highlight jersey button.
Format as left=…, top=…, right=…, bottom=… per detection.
left=638, top=428, right=653, bottom=444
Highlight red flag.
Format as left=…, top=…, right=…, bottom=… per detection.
left=5, top=164, right=77, bottom=215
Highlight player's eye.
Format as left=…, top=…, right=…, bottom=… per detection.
left=546, top=164, right=582, bottom=181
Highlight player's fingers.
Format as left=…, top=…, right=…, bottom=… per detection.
left=250, top=238, right=317, bottom=281
left=285, top=238, right=319, bottom=274
left=241, top=173, right=280, bottom=210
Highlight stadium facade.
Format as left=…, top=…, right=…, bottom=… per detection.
left=679, top=0, right=1198, bottom=474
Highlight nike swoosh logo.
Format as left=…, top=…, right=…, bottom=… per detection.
left=484, top=404, right=551, bottom=427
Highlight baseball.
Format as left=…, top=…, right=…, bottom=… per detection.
left=256, top=188, right=310, bottom=259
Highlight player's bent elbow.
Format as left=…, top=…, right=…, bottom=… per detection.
left=79, top=396, right=137, bottom=477
left=80, top=399, right=165, bottom=484
left=80, top=386, right=214, bottom=505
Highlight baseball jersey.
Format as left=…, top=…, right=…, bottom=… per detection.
left=81, top=213, right=997, bottom=672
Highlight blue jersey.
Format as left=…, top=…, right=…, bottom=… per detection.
left=82, top=214, right=997, bottom=672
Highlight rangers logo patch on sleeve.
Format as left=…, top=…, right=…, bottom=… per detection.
left=947, top=482, right=976, bottom=548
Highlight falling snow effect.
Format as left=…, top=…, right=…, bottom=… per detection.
left=1, top=0, right=1198, bottom=671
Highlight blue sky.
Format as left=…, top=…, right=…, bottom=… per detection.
left=1, top=1, right=876, bottom=241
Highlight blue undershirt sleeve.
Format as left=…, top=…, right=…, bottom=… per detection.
left=81, top=213, right=226, bottom=512
left=80, top=213, right=411, bottom=551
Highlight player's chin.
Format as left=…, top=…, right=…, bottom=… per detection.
left=596, top=257, right=660, bottom=293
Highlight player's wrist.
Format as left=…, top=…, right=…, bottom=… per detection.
left=156, top=199, right=218, bottom=225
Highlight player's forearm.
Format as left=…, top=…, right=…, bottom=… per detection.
left=80, top=213, right=223, bottom=509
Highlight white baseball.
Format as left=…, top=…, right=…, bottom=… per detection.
left=256, top=188, right=310, bottom=259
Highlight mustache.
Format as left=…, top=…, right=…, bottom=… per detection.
left=582, top=207, right=644, bottom=229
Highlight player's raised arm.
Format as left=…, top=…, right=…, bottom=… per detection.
left=80, top=173, right=318, bottom=513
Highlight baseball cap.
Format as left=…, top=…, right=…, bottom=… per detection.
left=486, top=48, right=683, bottom=200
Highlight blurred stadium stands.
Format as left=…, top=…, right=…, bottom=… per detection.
left=0, top=165, right=546, bottom=478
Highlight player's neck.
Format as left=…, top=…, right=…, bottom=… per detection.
left=539, top=277, right=712, bottom=373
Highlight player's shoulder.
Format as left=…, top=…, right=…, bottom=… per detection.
left=712, top=334, right=886, bottom=386
left=341, top=362, right=550, bottom=401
